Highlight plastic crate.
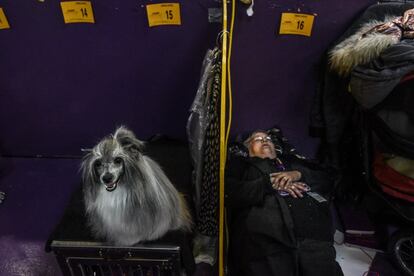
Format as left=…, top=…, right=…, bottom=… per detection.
left=50, top=240, right=182, bottom=276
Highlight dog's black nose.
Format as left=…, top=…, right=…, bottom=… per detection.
left=102, top=173, right=114, bottom=184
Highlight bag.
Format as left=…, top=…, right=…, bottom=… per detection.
left=373, top=152, right=414, bottom=202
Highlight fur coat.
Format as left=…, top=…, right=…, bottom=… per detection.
left=329, top=8, right=414, bottom=76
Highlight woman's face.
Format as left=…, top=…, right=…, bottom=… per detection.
left=248, top=132, right=276, bottom=159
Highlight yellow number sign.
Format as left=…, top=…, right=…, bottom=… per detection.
left=0, top=8, right=10, bottom=29
left=279, top=13, right=315, bottom=37
left=146, top=3, right=181, bottom=27
left=60, top=1, right=95, bottom=24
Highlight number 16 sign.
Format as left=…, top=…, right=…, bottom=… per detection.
left=279, top=13, right=315, bottom=37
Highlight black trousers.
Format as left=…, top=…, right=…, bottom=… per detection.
left=242, top=239, right=343, bottom=276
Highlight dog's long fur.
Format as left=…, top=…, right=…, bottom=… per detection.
left=81, top=126, right=192, bottom=246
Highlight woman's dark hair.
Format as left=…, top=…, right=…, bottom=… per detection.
left=228, top=126, right=303, bottom=160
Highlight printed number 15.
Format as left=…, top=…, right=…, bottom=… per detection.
left=165, top=10, right=173, bottom=20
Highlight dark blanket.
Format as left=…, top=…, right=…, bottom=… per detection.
left=45, top=136, right=196, bottom=274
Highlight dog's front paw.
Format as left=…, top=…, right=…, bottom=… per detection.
left=0, top=191, right=5, bottom=204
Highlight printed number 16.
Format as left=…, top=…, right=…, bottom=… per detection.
left=297, top=20, right=304, bottom=30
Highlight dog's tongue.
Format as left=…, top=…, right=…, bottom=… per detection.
left=105, top=182, right=117, bottom=192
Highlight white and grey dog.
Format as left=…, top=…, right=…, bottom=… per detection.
left=81, top=126, right=192, bottom=246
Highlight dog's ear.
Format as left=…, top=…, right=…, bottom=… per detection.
left=81, top=152, right=100, bottom=184
left=113, top=126, right=145, bottom=154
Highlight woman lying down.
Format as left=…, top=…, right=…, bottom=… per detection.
left=225, top=130, right=343, bottom=276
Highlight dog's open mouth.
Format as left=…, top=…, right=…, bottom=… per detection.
left=104, top=181, right=118, bottom=192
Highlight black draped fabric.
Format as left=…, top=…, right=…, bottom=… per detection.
left=187, top=48, right=218, bottom=217
left=225, top=155, right=342, bottom=276
left=196, top=50, right=221, bottom=237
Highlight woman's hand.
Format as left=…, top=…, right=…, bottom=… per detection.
left=270, top=171, right=306, bottom=198
left=270, top=171, right=301, bottom=188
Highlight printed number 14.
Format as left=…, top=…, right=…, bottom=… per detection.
left=80, top=8, right=88, bottom=17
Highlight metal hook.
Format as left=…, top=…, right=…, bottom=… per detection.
left=247, top=0, right=254, bottom=16
left=216, top=30, right=229, bottom=47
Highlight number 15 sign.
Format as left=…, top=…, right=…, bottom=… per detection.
left=279, top=13, right=315, bottom=37
left=146, top=3, right=181, bottom=27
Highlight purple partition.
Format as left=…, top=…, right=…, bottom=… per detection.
left=0, top=0, right=377, bottom=158
left=0, top=0, right=220, bottom=157
left=229, top=0, right=376, bottom=157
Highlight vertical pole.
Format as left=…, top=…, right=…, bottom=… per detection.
left=219, top=0, right=228, bottom=275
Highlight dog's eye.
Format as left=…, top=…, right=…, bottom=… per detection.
left=114, top=157, right=123, bottom=165
left=94, top=160, right=102, bottom=168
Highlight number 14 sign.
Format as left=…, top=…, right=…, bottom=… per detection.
left=279, top=13, right=315, bottom=37
left=0, top=8, right=10, bottom=29
left=60, top=1, right=95, bottom=24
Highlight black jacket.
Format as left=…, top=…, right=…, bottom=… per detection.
left=225, top=155, right=342, bottom=276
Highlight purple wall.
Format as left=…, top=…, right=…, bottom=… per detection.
left=0, top=0, right=375, bottom=157
left=0, top=0, right=220, bottom=156
left=229, top=0, right=376, bottom=157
